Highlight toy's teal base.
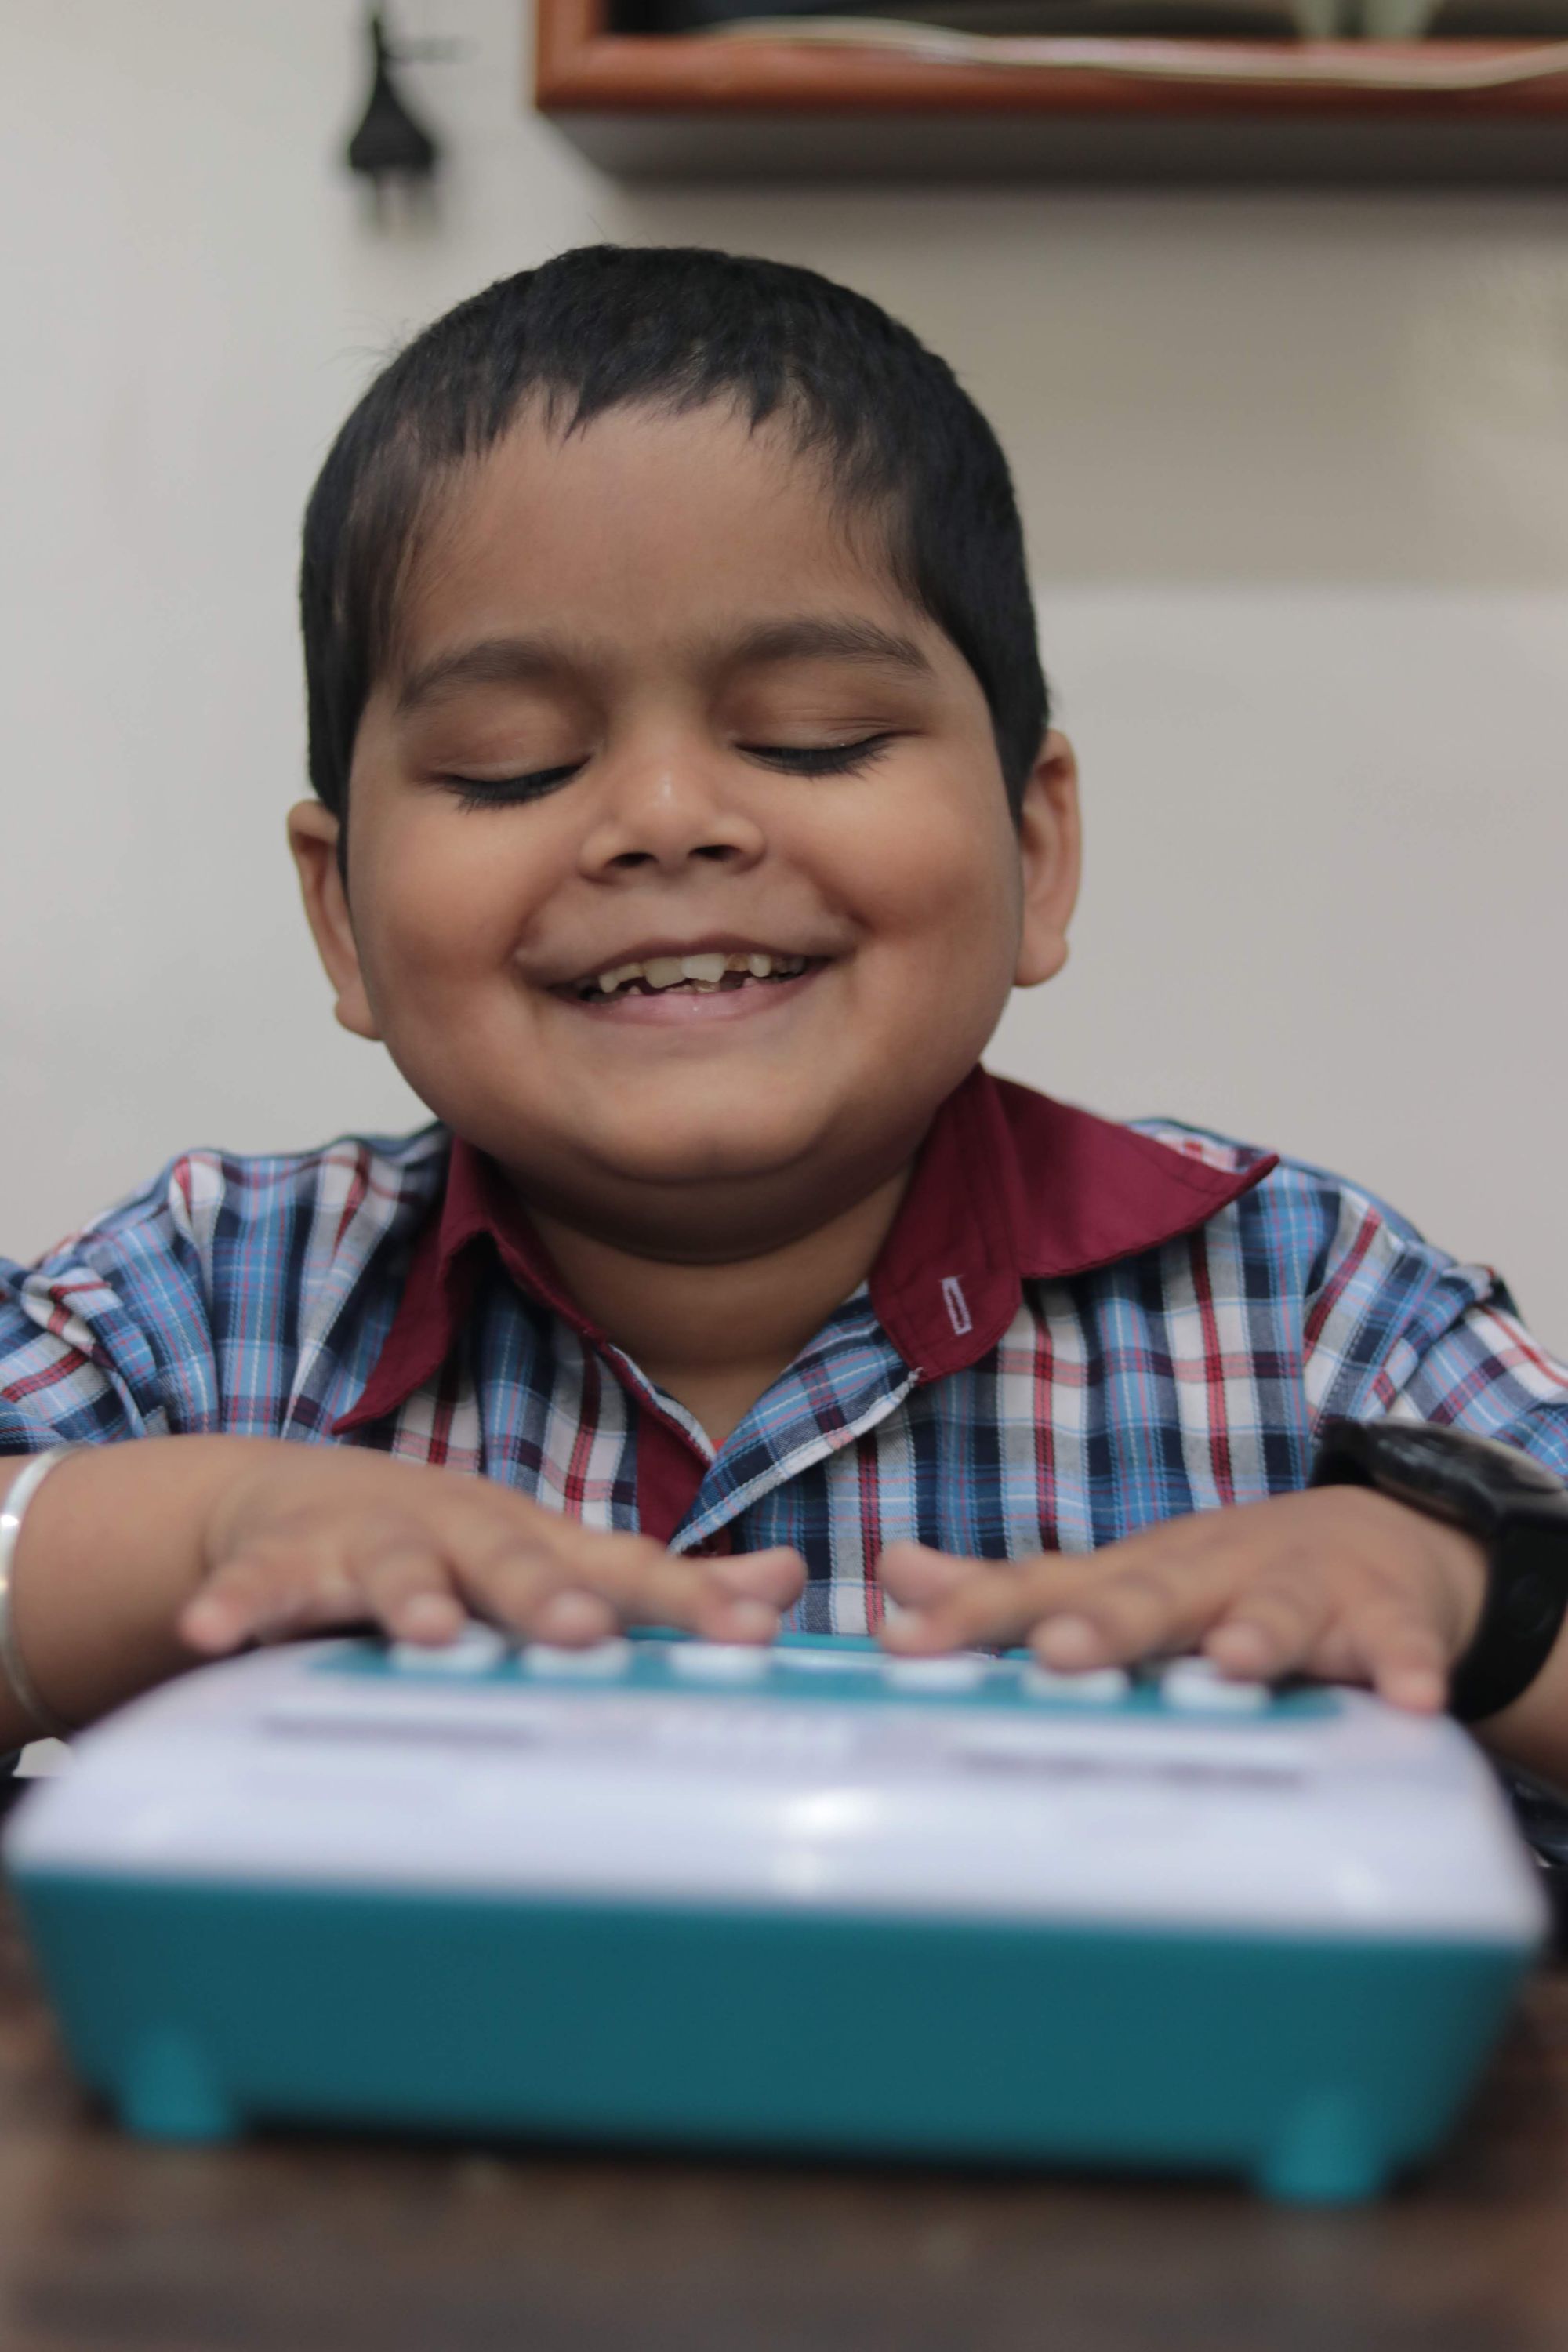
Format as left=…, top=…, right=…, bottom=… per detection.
left=11, top=1871, right=1527, bottom=2203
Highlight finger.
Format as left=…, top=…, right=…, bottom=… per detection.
left=443, top=1533, right=608, bottom=1641
left=710, top=1549, right=808, bottom=1610
left=181, top=1555, right=290, bottom=1653
left=879, top=1553, right=1109, bottom=1657
left=564, top=1532, right=804, bottom=1628
left=891, top=1512, right=1316, bottom=1669
left=355, top=1536, right=470, bottom=1645
left=455, top=1525, right=802, bottom=1645
left=1025, top=1509, right=1355, bottom=1672
left=1029, top=1555, right=1245, bottom=1671
left=531, top=1588, right=620, bottom=1644
left=1337, top=1595, right=1450, bottom=1713
left=876, top=1541, right=974, bottom=1614
left=1201, top=1555, right=1334, bottom=1680
left=184, top=1508, right=471, bottom=1653
left=459, top=1486, right=806, bottom=1635
left=181, top=1543, right=368, bottom=1653
left=568, top=1535, right=804, bottom=1637
left=883, top=1505, right=1253, bottom=1661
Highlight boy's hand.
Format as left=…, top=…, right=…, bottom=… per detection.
left=877, top=1489, right=1490, bottom=1711
left=180, top=1449, right=803, bottom=1657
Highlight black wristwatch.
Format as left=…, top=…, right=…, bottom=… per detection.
left=1310, top=1419, right=1568, bottom=1722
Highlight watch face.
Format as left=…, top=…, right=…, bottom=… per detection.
left=1504, top=1570, right=1562, bottom=1640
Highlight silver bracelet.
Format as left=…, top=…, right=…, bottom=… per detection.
left=0, top=1446, right=82, bottom=1740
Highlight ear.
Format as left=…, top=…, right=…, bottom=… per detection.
left=1013, top=731, right=1082, bottom=989
left=287, top=802, right=381, bottom=1042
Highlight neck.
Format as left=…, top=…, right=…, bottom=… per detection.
left=528, top=1169, right=912, bottom=1447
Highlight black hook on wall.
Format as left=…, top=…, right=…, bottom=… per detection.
left=345, top=9, right=456, bottom=212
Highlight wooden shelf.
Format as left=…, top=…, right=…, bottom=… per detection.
left=534, top=0, right=1568, bottom=176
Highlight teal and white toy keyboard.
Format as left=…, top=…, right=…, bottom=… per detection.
left=4, top=1628, right=1546, bottom=2201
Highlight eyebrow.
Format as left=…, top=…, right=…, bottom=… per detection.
left=722, top=618, right=934, bottom=678
left=396, top=637, right=565, bottom=714
left=394, top=615, right=935, bottom=715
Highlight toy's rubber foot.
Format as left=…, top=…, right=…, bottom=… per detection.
left=1255, top=2089, right=1391, bottom=2203
left=117, top=2026, right=241, bottom=2143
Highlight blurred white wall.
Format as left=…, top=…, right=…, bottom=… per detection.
left=3, top=2, right=1566, bottom=1338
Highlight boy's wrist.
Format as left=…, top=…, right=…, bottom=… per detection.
left=0, top=1449, right=87, bottom=1737
left=1311, top=1420, right=1568, bottom=1722
left=7, top=1437, right=285, bottom=1737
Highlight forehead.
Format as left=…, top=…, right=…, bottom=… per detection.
left=393, top=401, right=932, bottom=675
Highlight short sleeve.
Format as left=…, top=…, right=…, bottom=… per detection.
left=0, top=1164, right=222, bottom=1453
left=1294, top=1170, right=1568, bottom=1474
left=0, top=1131, right=447, bottom=1457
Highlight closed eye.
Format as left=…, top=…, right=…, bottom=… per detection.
left=441, top=763, right=584, bottom=811
left=440, top=731, right=895, bottom=810
left=741, top=734, right=895, bottom=775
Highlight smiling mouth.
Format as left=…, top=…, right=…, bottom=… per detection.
left=565, top=949, right=818, bottom=1005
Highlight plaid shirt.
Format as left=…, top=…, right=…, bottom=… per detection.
left=3, top=1067, right=1566, bottom=1636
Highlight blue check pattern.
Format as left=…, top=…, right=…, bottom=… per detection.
left=3, top=1115, right=1567, bottom=1643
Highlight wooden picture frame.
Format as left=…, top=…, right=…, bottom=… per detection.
left=534, top=0, right=1568, bottom=176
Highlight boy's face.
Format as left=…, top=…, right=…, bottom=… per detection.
left=292, top=404, right=1079, bottom=1261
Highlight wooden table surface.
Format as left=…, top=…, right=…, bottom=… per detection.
left=0, top=1900, right=1564, bottom=2352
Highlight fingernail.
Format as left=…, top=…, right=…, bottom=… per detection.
left=397, top=1592, right=463, bottom=1642
left=533, top=1588, right=616, bottom=1642
left=717, top=1599, right=779, bottom=1642
left=1035, top=1615, right=1101, bottom=1668
left=1207, top=1624, right=1269, bottom=1671
left=182, top=1599, right=241, bottom=1652
left=1385, top=1667, right=1445, bottom=1713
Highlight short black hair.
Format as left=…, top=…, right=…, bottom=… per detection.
left=300, top=245, right=1048, bottom=822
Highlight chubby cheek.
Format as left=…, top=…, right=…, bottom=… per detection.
left=833, top=770, right=1021, bottom=1040
left=349, top=803, right=550, bottom=1065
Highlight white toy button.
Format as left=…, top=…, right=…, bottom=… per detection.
left=522, top=1639, right=633, bottom=1681
left=668, top=1642, right=771, bottom=1685
left=389, top=1623, right=509, bottom=1675
left=775, top=1648, right=872, bottom=1675
left=1160, top=1657, right=1269, bottom=1714
left=1021, top=1664, right=1131, bottom=1705
left=882, top=1657, right=989, bottom=1693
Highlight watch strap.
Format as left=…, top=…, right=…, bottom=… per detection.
left=1310, top=1418, right=1568, bottom=1724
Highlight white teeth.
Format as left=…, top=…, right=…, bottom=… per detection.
left=583, top=948, right=809, bottom=997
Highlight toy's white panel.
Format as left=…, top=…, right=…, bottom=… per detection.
left=6, top=1643, right=1545, bottom=1944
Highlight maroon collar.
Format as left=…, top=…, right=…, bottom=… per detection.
left=336, top=1068, right=1276, bottom=1432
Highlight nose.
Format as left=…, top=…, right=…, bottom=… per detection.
left=575, top=738, right=767, bottom=879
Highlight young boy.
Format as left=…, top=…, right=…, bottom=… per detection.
left=4, top=245, right=1568, bottom=1795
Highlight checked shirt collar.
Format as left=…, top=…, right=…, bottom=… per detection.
left=337, top=1066, right=1275, bottom=1544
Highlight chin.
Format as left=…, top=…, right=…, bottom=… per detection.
left=604, top=1131, right=808, bottom=1190
left=585, top=1091, right=826, bottom=1184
